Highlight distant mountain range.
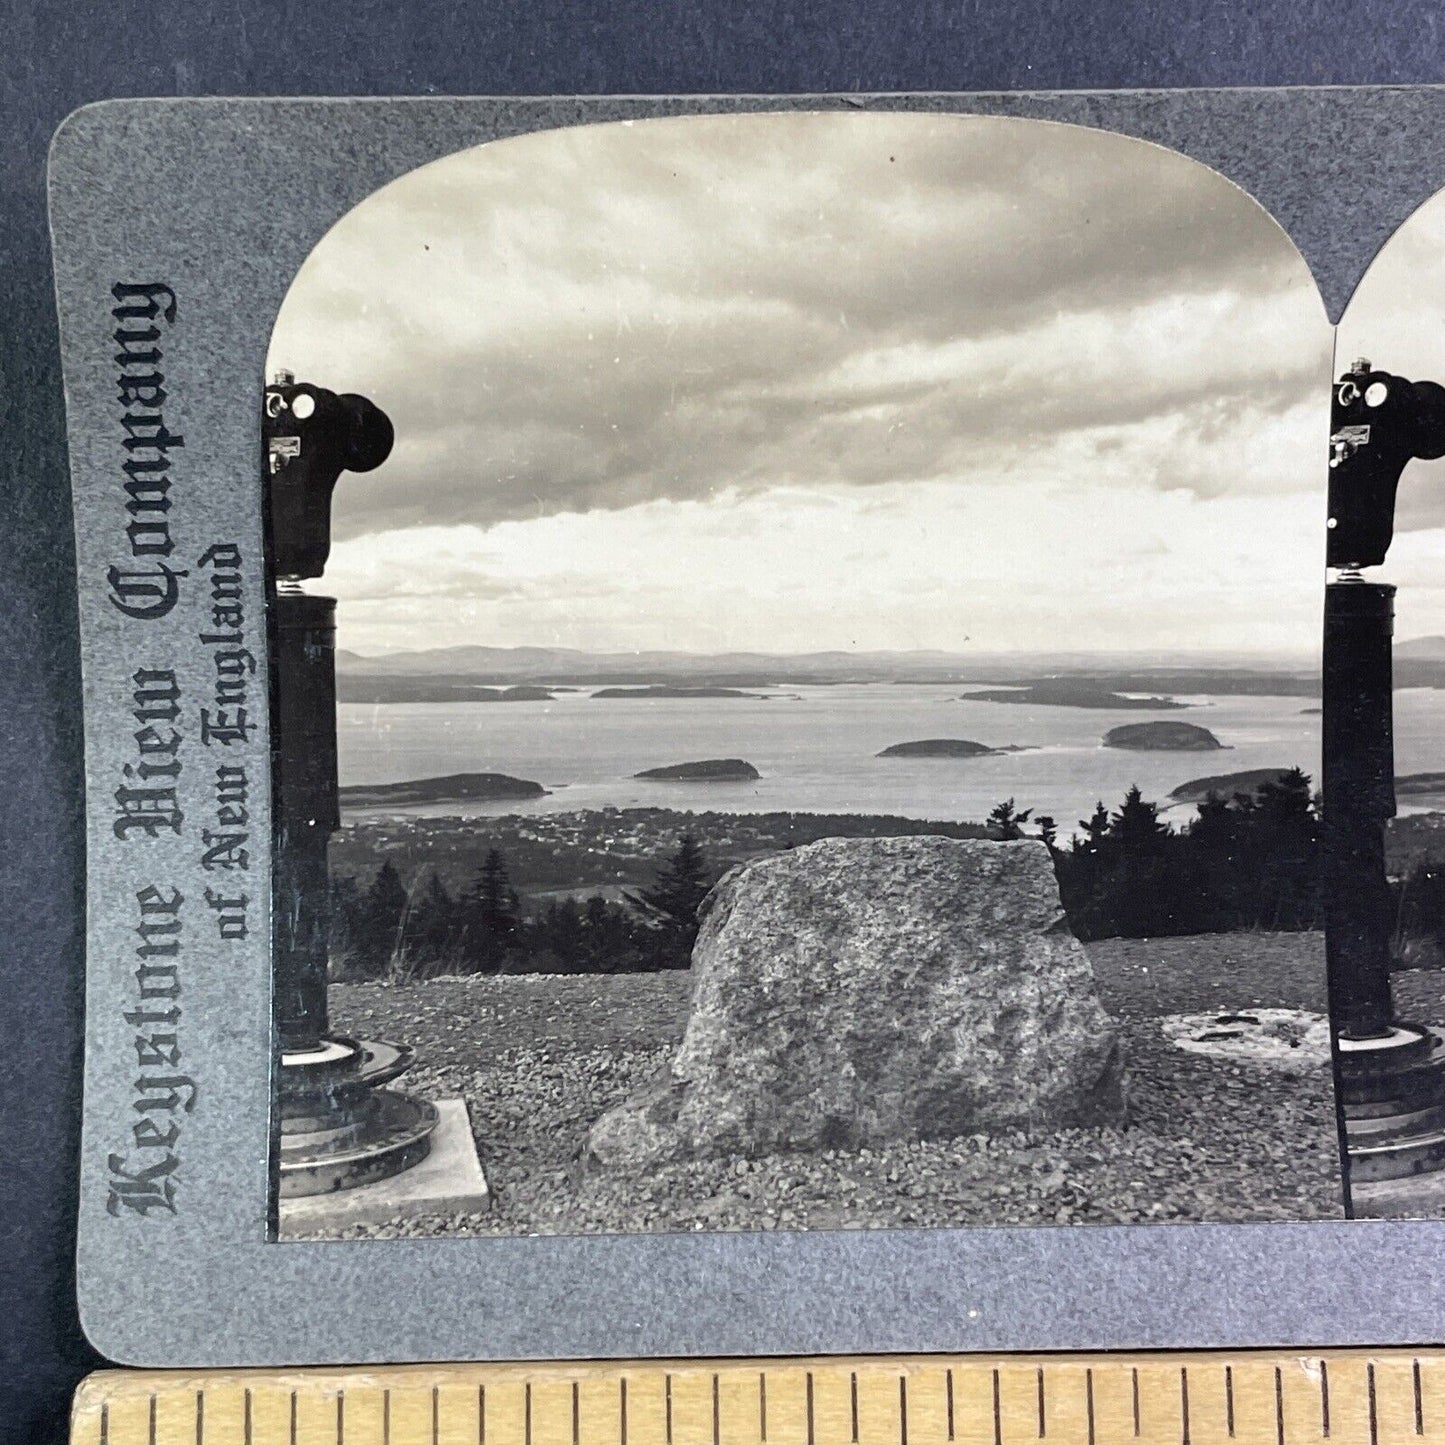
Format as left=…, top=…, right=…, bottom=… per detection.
left=335, top=645, right=1325, bottom=691
left=1397, top=636, right=1445, bottom=660
left=335, top=645, right=1044, bottom=681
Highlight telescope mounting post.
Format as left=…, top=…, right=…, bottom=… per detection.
left=1324, top=358, right=1445, bottom=1215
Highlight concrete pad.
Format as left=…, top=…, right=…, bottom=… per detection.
left=1161, top=1007, right=1330, bottom=1074
left=278, top=1097, right=489, bottom=1237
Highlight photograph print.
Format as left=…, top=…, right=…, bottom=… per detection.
left=262, top=110, right=1362, bottom=1240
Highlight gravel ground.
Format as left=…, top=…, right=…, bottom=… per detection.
left=312, top=933, right=1344, bottom=1237
left=1385, top=965, right=1445, bottom=1025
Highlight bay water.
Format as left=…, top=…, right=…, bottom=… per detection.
left=337, top=682, right=1445, bottom=831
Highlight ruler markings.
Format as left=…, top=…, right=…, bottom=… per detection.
left=717, top=1368, right=757, bottom=1445
left=70, top=1354, right=1445, bottom=1445
left=1362, top=1359, right=1413, bottom=1444
left=772, top=1368, right=810, bottom=1445
left=1187, top=1361, right=1230, bottom=1444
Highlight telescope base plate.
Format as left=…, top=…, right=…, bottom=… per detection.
left=278, top=1097, right=491, bottom=1235
left=275, top=1034, right=489, bottom=1225
left=1341, top=1022, right=1445, bottom=1210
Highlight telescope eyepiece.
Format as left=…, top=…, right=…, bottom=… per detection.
left=336, top=394, right=396, bottom=474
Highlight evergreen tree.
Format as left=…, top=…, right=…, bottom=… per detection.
left=459, top=848, right=519, bottom=972
left=638, top=836, right=712, bottom=928
left=467, top=848, right=519, bottom=934
left=1109, top=785, right=1168, bottom=853
left=409, top=871, right=459, bottom=975
left=987, top=798, right=1032, bottom=841
left=1396, top=861, right=1445, bottom=969
left=632, top=835, right=713, bottom=966
left=580, top=894, right=631, bottom=973
left=1076, top=801, right=1111, bottom=854
left=1055, top=774, right=1325, bottom=941
left=1035, top=815, right=1058, bottom=850
left=363, top=859, right=412, bottom=978
left=328, top=873, right=367, bottom=980
left=532, top=898, right=585, bottom=972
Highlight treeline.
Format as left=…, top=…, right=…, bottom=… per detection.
left=330, top=771, right=1445, bottom=979
left=1000, top=770, right=1325, bottom=940
left=331, top=838, right=715, bottom=981
left=992, top=770, right=1444, bottom=958
left=1393, top=860, right=1445, bottom=969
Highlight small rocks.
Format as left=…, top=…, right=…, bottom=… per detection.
left=299, top=933, right=1343, bottom=1241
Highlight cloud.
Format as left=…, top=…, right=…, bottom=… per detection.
left=269, top=111, right=1329, bottom=547
left=326, top=474, right=1327, bottom=656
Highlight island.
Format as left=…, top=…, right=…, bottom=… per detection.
left=337, top=678, right=556, bottom=704
left=593, top=685, right=770, bottom=700
left=1103, top=721, right=1223, bottom=751
left=634, top=759, right=761, bottom=782
left=958, top=681, right=1186, bottom=709
left=877, top=739, right=1024, bottom=758
left=1169, top=768, right=1299, bottom=805
left=495, top=685, right=557, bottom=701
left=339, top=772, right=549, bottom=806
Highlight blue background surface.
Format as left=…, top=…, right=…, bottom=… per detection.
left=5, top=2, right=1445, bottom=1439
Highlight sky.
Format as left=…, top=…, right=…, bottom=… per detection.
left=1338, top=192, right=1445, bottom=644
left=267, top=111, right=1340, bottom=658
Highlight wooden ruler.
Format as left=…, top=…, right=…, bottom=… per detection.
left=70, top=1352, right=1445, bottom=1445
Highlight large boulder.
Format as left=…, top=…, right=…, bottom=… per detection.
left=586, top=836, right=1127, bottom=1170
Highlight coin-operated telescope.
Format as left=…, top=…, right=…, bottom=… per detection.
left=1325, top=359, right=1445, bottom=1213
left=262, top=372, right=439, bottom=1212
left=265, top=374, right=395, bottom=579
left=1328, top=362, right=1445, bottom=570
